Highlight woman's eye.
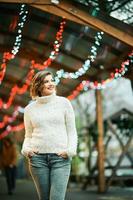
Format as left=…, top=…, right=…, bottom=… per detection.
left=44, top=80, right=49, bottom=83
left=44, top=79, right=55, bottom=83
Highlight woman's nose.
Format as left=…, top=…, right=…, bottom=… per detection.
left=49, top=81, right=54, bottom=85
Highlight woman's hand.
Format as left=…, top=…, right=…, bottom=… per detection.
left=27, top=150, right=38, bottom=158
left=57, top=152, right=68, bottom=159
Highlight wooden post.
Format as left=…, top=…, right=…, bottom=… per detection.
left=95, top=89, right=105, bottom=192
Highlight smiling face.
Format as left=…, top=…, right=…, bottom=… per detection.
left=41, top=74, right=56, bottom=96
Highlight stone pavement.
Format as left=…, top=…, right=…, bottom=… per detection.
left=0, top=176, right=133, bottom=200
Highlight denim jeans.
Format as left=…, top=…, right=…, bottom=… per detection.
left=28, top=153, right=72, bottom=200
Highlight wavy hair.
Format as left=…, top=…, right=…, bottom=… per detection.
left=30, top=71, right=53, bottom=98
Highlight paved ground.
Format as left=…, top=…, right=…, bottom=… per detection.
left=0, top=176, right=133, bottom=200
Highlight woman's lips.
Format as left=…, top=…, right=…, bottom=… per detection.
left=47, top=87, right=54, bottom=90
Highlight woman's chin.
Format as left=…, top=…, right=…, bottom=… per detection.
left=43, top=90, right=55, bottom=96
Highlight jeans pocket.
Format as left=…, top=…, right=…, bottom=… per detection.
left=56, top=154, right=72, bottom=163
left=28, top=152, right=38, bottom=160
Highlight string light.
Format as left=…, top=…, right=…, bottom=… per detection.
left=31, top=18, right=66, bottom=70
left=0, top=18, right=66, bottom=109
left=0, top=106, right=22, bottom=129
left=0, top=51, right=132, bottom=138
left=0, top=4, right=28, bottom=84
left=0, top=123, right=24, bottom=140
left=12, top=4, right=28, bottom=56
left=0, top=68, right=35, bottom=109
left=0, top=21, right=102, bottom=110
left=67, top=51, right=133, bottom=100
left=0, top=49, right=132, bottom=110
left=54, top=31, right=104, bottom=85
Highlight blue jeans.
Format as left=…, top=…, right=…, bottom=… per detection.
left=28, top=153, right=72, bottom=200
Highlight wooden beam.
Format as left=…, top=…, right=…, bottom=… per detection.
left=0, top=1, right=93, bottom=28
left=32, top=4, right=90, bottom=28
left=54, top=1, right=133, bottom=46
left=0, top=0, right=88, bottom=27
left=0, top=0, right=51, bottom=3
left=1, top=0, right=133, bottom=45
left=0, top=7, right=121, bottom=55
left=32, top=0, right=133, bottom=46
left=95, top=90, right=105, bottom=193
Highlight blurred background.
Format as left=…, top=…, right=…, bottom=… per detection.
left=0, top=0, right=133, bottom=199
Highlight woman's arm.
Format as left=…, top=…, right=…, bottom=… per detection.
left=21, top=107, right=33, bottom=157
left=65, top=99, right=78, bottom=157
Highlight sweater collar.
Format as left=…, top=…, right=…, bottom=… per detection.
left=35, top=92, right=56, bottom=104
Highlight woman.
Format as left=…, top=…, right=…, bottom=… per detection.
left=21, top=71, right=78, bottom=200
left=1, top=137, right=17, bottom=195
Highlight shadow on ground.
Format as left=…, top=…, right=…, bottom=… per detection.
left=0, top=176, right=133, bottom=200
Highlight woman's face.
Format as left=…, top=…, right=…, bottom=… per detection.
left=41, top=74, right=56, bottom=96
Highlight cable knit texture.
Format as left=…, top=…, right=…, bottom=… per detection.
left=21, top=93, right=78, bottom=158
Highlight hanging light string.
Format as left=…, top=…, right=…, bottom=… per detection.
left=0, top=50, right=132, bottom=131
left=0, top=123, right=24, bottom=140
left=54, top=31, right=104, bottom=85
left=0, top=23, right=102, bottom=110
left=0, top=8, right=66, bottom=84
left=0, top=67, right=35, bottom=109
left=0, top=49, right=132, bottom=110
left=30, top=18, right=66, bottom=70
left=11, top=4, right=28, bottom=56
left=67, top=51, right=133, bottom=100
left=0, top=106, right=21, bottom=129
left=0, top=51, right=132, bottom=139
left=0, top=4, right=28, bottom=84
left=0, top=18, right=66, bottom=109
left=0, top=31, right=103, bottom=125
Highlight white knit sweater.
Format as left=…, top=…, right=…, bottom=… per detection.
left=21, top=93, right=78, bottom=157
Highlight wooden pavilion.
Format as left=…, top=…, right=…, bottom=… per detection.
left=0, top=0, right=133, bottom=193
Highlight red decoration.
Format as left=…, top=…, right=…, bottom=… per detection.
left=68, top=51, right=133, bottom=100
left=9, top=16, right=18, bottom=32
left=0, top=18, right=66, bottom=84
left=0, top=106, right=20, bottom=129
left=0, top=123, right=24, bottom=140
left=0, top=68, right=34, bottom=109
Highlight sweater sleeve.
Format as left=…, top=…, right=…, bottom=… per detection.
left=65, top=99, right=78, bottom=157
left=21, top=107, right=33, bottom=157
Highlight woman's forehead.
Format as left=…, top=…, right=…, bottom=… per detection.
left=43, top=74, right=53, bottom=80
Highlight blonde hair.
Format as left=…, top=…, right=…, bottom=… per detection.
left=30, top=71, right=53, bottom=98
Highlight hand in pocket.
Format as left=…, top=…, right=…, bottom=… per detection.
left=57, top=152, right=68, bottom=159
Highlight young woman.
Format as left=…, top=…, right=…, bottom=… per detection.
left=21, top=71, right=78, bottom=200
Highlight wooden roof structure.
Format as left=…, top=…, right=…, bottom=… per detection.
left=0, top=0, right=133, bottom=127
